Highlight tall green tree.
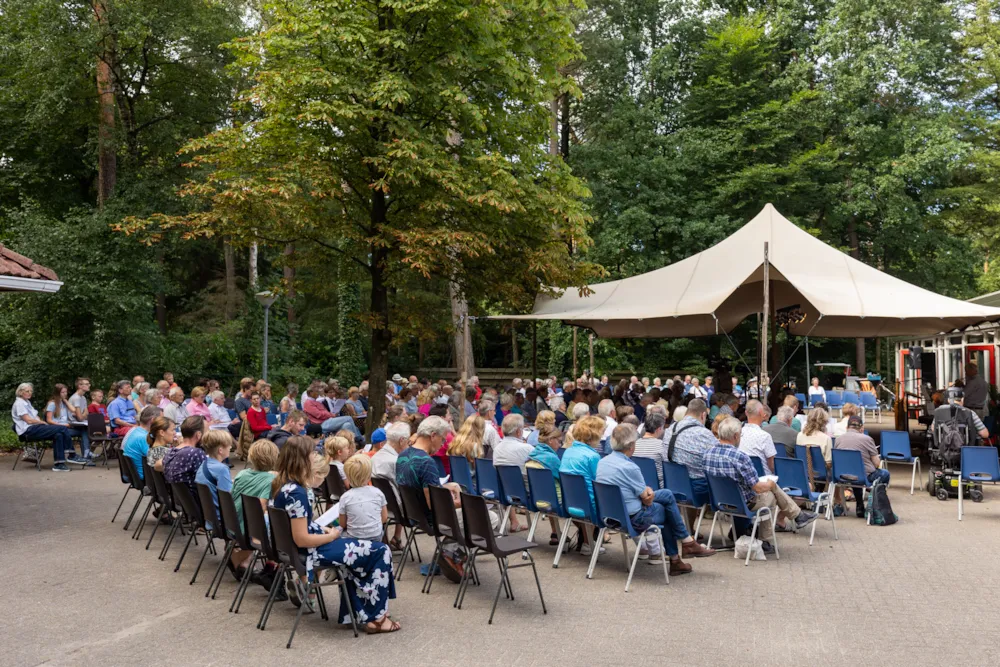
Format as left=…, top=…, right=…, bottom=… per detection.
left=126, top=0, right=600, bottom=432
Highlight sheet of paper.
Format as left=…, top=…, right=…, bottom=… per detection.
left=760, top=475, right=779, bottom=484
left=70, top=421, right=88, bottom=427
left=439, top=476, right=450, bottom=485
left=209, top=423, right=231, bottom=430
left=316, top=502, right=341, bottom=527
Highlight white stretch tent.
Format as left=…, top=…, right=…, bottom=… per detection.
left=495, top=204, right=1000, bottom=338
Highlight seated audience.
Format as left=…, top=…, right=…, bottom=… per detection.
left=662, top=398, right=715, bottom=507
left=834, top=415, right=890, bottom=518
left=526, top=424, right=567, bottom=545
left=122, top=406, right=163, bottom=479
left=265, top=409, right=307, bottom=448
left=763, top=406, right=798, bottom=457
left=548, top=395, right=568, bottom=426
left=108, top=380, right=138, bottom=437
left=372, top=422, right=409, bottom=550
left=324, top=435, right=355, bottom=485
left=346, top=387, right=366, bottom=417
left=303, top=384, right=361, bottom=437
left=132, top=382, right=151, bottom=414
left=45, top=383, right=92, bottom=463
left=159, top=415, right=208, bottom=500
left=808, top=377, right=827, bottom=405
left=834, top=403, right=860, bottom=436
left=186, top=387, right=212, bottom=420
left=338, top=454, right=388, bottom=540
left=633, top=411, right=668, bottom=487
left=704, top=417, right=816, bottom=552
left=68, top=378, right=90, bottom=424
left=232, top=439, right=278, bottom=530
left=280, top=383, right=299, bottom=414
left=163, top=387, right=189, bottom=426
left=797, top=408, right=833, bottom=464
left=494, top=413, right=534, bottom=475
left=246, top=390, right=271, bottom=438
left=769, top=394, right=803, bottom=431
left=11, top=382, right=74, bottom=471
left=738, top=400, right=777, bottom=475
left=270, top=436, right=398, bottom=632
left=597, top=425, right=714, bottom=574
left=527, top=409, right=555, bottom=446
left=558, top=415, right=605, bottom=555
left=260, top=383, right=276, bottom=413
left=145, top=415, right=176, bottom=469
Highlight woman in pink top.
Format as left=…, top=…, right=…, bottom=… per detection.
left=186, top=386, right=213, bottom=419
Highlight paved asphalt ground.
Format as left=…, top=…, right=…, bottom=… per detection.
left=2, top=439, right=999, bottom=667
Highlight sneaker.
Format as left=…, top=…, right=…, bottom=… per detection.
left=775, top=522, right=795, bottom=533
left=51, top=463, right=70, bottom=472
left=284, top=571, right=303, bottom=608
left=794, top=511, right=819, bottom=530
left=419, top=563, right=441, bottom=577
left=580, top=543, right=606, bottom=556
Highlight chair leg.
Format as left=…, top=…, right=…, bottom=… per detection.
left=122, top=492, right=145, bottom=532
left=498, top=506, right=511, bottom=535
left=422, top=539, right=443, bottom=594
left=552, top=517, right=572, bottom=568
left=693, top=505, right=706, bottom=541
left=526, top=512, right=541, bottom=544
left=658, top=530, right=669, bottom=585
left=706, top=511, right=719, bottom=549
left=145, top=507, right=165, bottom=550
left=231, top=552, right=258, bottom=613
left=111, top=487, right=132, bottom=523
left=396, top=526, right=417, bottom=581
left=190, top=536, right=214, bottom=585
left=456, top=548, right=479, bottom=609
left=339, top=576, right=359, bottom=637
left=286, top=578, right=309, bottom=648
left=174, top=525, right=198, bottom=572
left=526, top=551, right=547, bottom=613
left=624, top=529, right=646, bottom=592
left=768, top=510, right=779, bottom=560
left=159, top=517, right=182, bottom=561
left=208, top=541, right=235, bottom=597
left=585, top=527, right=605, bottom=579
left=958, top=476, right=964, bottom=521
left=620, top=532, right=631, bottom=572
left=746, top=517, right=760, bottom=566
left=132, top=497, right=158, bottom=540
left=488, top=557, right=508, bottom=625
left=258, top=563, right=286, bottom=630
left=910, top=460, right=917, bottom=495
left=11, top=447, right=21, bottom=471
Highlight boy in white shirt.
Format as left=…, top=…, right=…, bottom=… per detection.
left=338, top=454, right=388, bottom=541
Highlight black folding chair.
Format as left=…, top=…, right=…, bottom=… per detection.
left=399, top=485, right=445, bottom=595
left=372, top=476, right=420, bottom=580
left=169, top=482, right=209, bottom=573
left=145, top=468, right=174, bottom=552
left=87, top=413, right=120, bottom=467
left=326, top=468, right=348, bottom=501
left=241, top=494, right=284, bottom=627
left=194, top=483, right=229, bottom=587
left=428, top=484, right=482, bottom=607
left=131, top=458, right=159, bottom=541
left=214, top=489, right=252, bottom=600
left=112, top=455, right=145, bottom=529
left=267, top=506, right=359, bottom=648
left=459, top=492, right=547, bottom=624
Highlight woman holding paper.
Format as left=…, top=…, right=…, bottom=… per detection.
left=46, top=383, right=92, bottom=463
left=270, top=436, right=398, bottom=633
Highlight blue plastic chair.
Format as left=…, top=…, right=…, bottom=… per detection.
left=879, top=430, right=921, bottom=494
left=227, top=408, right=239, bottom=421
left=842, top=391, right=860, bottom=407
left=630, top=456, right=661, bottom=490
left=859, top=392, right=880, bottom=423
left=826, top=392, right=843, bottom=415
left=773, top=456, right=837, bottom=545
left=448, top=455, right=475, bottom=494
left=278, top=412, right=288, bottom=426
left=432, top=456, right=447, bottom=480
left=750, top=456, right=766, bottom=477
left=959, top=446, right=1000, bottom=520
left=496, top=465, right=535, bottom=535
left=265, top=413, right=278, bottom=426
left=830, top=449, right=872, bottom=524
left=475, top=458, right=502, bottom=501
left=525, top=467, right=572, bottom=566
left=591, top=481, right=669, bottom=590
left=794, top=393, right=807, bottom=408
left=794, top=444, right=829, bottom=486
left=662, top=461, right=708, bottom=539
left=556, top=447, right=566, bottom=460
left=705, top=474, right=779, bottom=565
left=559, top=472, right=599, bottom=561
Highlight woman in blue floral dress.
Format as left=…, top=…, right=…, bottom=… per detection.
left=270, top=436, right=399, bottom=633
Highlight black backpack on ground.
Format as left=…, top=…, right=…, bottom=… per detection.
left=866, top=478, right=897, bottom=526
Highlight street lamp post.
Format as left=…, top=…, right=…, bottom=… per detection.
left=256, top=291, right=277, bottom=381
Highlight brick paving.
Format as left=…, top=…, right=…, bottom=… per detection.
left=2, top=441, right=999, bottom=667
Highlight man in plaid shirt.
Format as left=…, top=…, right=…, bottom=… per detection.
left=704, top=417, right=817, bottom=549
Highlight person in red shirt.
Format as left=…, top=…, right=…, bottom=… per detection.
left=88, top=389, right=109, bottom=422
left=302, top=383, right=361, bottom=438
left=245, top=391, right=271, bottom=438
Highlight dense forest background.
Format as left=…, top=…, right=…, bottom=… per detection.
left=3, top=0, right=1000, bottom=399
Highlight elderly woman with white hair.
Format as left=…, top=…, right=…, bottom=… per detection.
left=595, top=424, right=715, bottom=573
left=11, top=382, right=75, bottom=471
left=547, top=394, right=568, bottom=426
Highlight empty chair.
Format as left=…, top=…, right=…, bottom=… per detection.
left=859, top=392, right=880, bottom=423
left=662, top=461, right=708, bottom=540
left=772, top=456, right=837, bottom=545
left=87, top=412, right=120, bottom=466
left=842, top=391, right=860, bottom=407
left=495, top=465, right=535, bottom=534
left=458, top=492, right=546, bottom=624
left=705, top=474, right=779, bottom=566
left=630, top=456, right=661, bottom=490
left=267, top=506, right=357, bottom=648
left=265, top=412, right=279, bottom=427
left=826, top=392, right=843, bottom=415
left=372, top=476, right=420, bottom=580
left=830, top=449, right=872, bottom=524
left=592, top=481, right=669, bottom=591
left=958, top=446, right=1000, bottom=521
left=449, top=455, right=476, bottom=493
left=794, top=393, right=807, bottom=408
left=879, top=430, right=921, bottom=494
left=428, top=484, right=481, bottom=608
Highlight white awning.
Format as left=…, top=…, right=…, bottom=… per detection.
left=494, top=204, right=1000, bottom=338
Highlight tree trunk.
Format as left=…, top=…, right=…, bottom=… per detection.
left=155, top=248, right=166, bottom=334
left=248, top=242, right=258, bottom=290
left=511, top=324, right=519, bottom=366
left=93, top=1, right=116, bottom=207
left=448, top=277, right=474, bottom=381
left=550, top=98, right=559, bottom=156
left=846, top=211, right=867, bottom=374
left=223, top=237, right=236, bottom=321
left=283, top=243, right=296, bottom=339
left=560, top=93, right=570, bottom=159
left=366, top=187, right=391, bottom=438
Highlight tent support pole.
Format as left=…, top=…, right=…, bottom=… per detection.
left=805, top=336, right=811, bottom=391
left=531, top=321, right=538, bottom=385
left=572, top=328, right=578, bottom=379
left=761, top=242, right=770, bottom=392
left=589, top=333, right=595, bottom=378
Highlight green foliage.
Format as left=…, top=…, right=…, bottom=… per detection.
left=337, top=283, right=366, bottom=386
